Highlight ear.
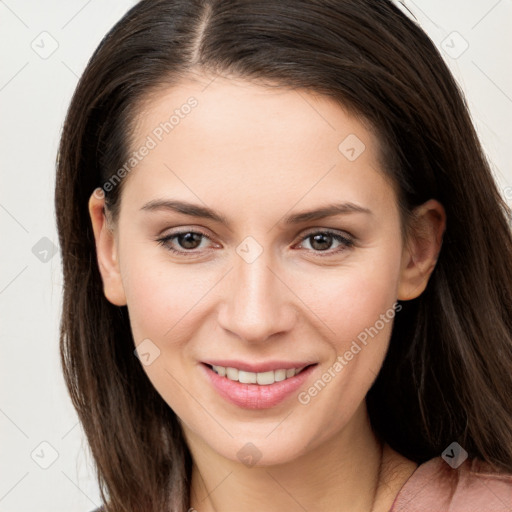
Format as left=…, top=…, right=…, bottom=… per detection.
left=397, top=199, right=446, bottom=301
left=88, top=189, right=127, bottom=306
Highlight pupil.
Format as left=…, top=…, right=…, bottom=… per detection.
left=311, top=233, right=332, bottom=251
left=179, top=232, right=201, bottom=249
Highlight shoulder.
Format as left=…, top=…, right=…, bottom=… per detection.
left=390, top=456, right=512, bottom=511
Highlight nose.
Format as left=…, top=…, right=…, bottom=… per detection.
left=217, top=248, right=298, bottom=344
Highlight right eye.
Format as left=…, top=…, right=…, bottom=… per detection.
left=156, top=229, right=215, bottom=255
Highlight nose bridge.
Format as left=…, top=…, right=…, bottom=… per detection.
left=217, top=240, right=295, bottom=342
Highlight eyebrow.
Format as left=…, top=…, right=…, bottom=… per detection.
left=140, top=199, right=372, bottom=226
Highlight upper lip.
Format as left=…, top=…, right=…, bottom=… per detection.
left=202, top=360, right=317, bottom=373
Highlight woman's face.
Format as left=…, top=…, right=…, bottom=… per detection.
left=90, top=74, right=443, bottom=466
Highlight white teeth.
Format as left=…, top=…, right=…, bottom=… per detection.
left=256, top=371, right=275, bottom=385
left=275, top=369, right=287, bottom=381
left=238, top=370, right=257, bottom=384
left=226, top=367, right=238, bottom=380
left=210, top=365, right=308, bottom=385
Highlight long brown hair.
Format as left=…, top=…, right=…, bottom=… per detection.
left=55, top=1, right=512, bottom=510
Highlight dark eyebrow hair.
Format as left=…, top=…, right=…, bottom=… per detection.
left=283, top=202, right=372, bottom=223
left=140, top=199, right=372, bottom=227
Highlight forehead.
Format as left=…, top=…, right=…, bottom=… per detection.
left=132, top=74, right=377, bottom=158
left=121, top=75, right=396, bottom=222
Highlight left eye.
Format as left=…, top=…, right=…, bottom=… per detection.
left=156, top=229, right=354, bottom=256
left=296, top=231, right=354, bottom=254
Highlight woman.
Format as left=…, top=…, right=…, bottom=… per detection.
left=55, top=1, right=512, bottom=511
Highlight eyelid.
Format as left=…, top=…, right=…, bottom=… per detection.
left=156, top=224, right=211, bottom=239
left=297, top=227, right=355, bottom=243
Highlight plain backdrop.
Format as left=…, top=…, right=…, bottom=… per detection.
left=1, top=1, right=511, bottom=511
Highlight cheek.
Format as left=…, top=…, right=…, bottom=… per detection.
left=119, top=245, right=220, bottom=409
left=122, top=256, right=217, bottom=346
left=293, top=241, right=402, bottom=348
left=290, top=242, right=402, bottom=410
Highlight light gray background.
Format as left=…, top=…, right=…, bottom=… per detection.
left=1, top=1, right=511, bottom=511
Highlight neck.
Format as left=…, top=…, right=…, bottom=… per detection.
left=186, top=403, right=399, bottom=512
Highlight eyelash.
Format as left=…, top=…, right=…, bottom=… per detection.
left=156, top=228, right=355, bottom=258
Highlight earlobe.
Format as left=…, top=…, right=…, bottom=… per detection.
left=88, top=189, right=127, bottom=306
left=397, top=199, right=446, bottom=301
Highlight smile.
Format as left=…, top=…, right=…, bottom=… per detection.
left=202, top=362, right=317, bottom=409
left=209, top=365, right=308, bottom=385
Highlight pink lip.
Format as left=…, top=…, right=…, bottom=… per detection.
left=202, top=359, right=316, bottom=373
left=201, top=363, right=317, bottom=409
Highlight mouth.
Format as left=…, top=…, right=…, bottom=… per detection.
left=201, top=362, right=318, bottom=409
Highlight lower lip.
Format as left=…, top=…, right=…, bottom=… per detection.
left=201, top=363, right=316, bottom=409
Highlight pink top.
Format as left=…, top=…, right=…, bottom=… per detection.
left=390, top=456, right=512, bottom=511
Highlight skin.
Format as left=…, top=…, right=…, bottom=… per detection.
left=89, top=74, right=446, bottom=512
